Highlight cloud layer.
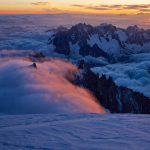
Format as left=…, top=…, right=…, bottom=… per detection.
left=0, top=55, right=105, bottom=114
left=72, top=4, right=150, bottom=14
left=31, top=2, right=49, bottom=6
left=92, top=53, right=150, bottom=98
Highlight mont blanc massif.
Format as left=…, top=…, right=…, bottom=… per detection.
left=0, top=14, right=150, bottom=150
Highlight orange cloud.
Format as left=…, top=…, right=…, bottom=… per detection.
left=43, top=8, right=65, bottom=13
left=72, top=4, right=150, bottom=14
left=31, top=2, right=49, bottom=6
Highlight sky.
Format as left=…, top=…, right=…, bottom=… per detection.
left=0, top=0, right=150, bottom=14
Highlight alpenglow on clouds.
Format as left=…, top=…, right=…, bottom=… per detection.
left=0, top=55, right=105, bottom=114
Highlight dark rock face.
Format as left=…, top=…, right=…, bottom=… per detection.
left=79, top=44, right=108, bottom=58
left=52, top=32, right=70, bottom=55
left=31, top=52, right=45, bottom=58
left=49, top=23, right=150, bottom=59
left=49, top=23, right=109, bottom=58
left=75, top=67, right=150, bottom=114
left=29, top=63, right=37, bottom=69
left=126, top=26, right=147, bottom=45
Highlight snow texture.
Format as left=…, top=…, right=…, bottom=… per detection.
left=87, top=34, right=121, bottom=54
left=0, top=113, right=150, bottom=150
left=116, top=30, right=128, bottom=42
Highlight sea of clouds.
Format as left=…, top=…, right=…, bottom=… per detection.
left=0, top=54, right=105, bottom=114
left=92, top=53, right=150, bottom=98
left=0, top=14, right=150, bottom=114
left=0, top=14, right=150, bottom=53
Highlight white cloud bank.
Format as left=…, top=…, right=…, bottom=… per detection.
left=92, top=53, right=150, bottom=98
left=0, top=56, right=105, bottom=114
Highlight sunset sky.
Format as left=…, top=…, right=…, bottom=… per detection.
left=0, top=0, right=150, bottom=14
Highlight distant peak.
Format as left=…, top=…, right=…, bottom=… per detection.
left=70, top=23, right=92, bottom=32
left=126, top=25, right=141, bottom=31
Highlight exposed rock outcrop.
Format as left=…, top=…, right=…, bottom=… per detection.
left=75, top=64, right=150, bottom=114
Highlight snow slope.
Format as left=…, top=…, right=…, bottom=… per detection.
left=0, top=113, right=150, bottom=150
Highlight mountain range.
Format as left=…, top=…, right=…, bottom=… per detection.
left=49, top=23, right=150, bottom=61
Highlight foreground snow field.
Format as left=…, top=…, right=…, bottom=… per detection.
left=0, top=113, right=150, bottom=150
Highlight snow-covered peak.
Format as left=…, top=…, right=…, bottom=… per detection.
left=70, top=23, right=92, bottom=33
left=49, top=23, right=150, bottom=59
left=96, top=23, right=117, bottom=34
